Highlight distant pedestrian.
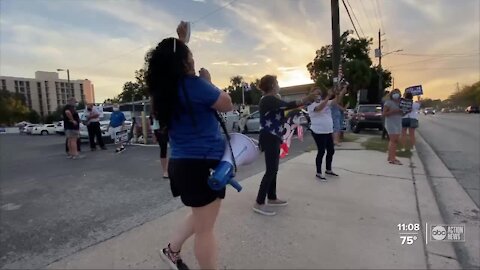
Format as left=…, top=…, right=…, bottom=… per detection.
left=253, top=75, right=317, bottom=216
left=85, top=103, right=107, bottom=151
left=331, top=100, right=346, bottom=146
left=151, top=113, right=169, bottom=178
left=108, top=104, right=126, bottom=153
left=307, top=86, right=347, bottom=181
left=401, top=92, right=420, bottom=151
left=381, top=91, right=390, bottom=140
left=63, top=98, right=82, bottom=159
left=383, top=89, right=403, bottom=165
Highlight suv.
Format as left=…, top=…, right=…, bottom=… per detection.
left=350, top=104, right=383, bottom=133
left=465, top=106, right=479, bottom=114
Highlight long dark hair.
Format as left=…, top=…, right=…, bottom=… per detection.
left=145, top=38, right=190, bottom=129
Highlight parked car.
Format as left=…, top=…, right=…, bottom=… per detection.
left=424, top=107, right=435, bottom=115
left=31, top=124, right=56, bottom=135
left=21, top=124, right=39, bottom=134
left=441, top=108, right=450, bottom=113
left=465, top=106, right=480, bottom=114
left=55, top=121, right=64, bottom=134
left=221, top=111, right=240, bottom=132
left=349, top=104, right=383, bottom=133
left=241, top=110, right=260, bottom=133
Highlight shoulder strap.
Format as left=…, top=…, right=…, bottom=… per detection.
left=214, top=112, right=237, bottom=173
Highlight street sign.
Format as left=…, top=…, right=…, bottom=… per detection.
left=405, top=85, right=423, bottom=96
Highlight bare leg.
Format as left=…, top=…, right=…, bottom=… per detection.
left=401, top=128, right=407, bottom=149
left=409, top=128, right=416, bottom=149
left=169, top=213, right=195, bottom=253
left=161, top=158, right=169, bottom=177
left=192, top=199, right=222, bottom=270
left=388, top=135, right=399, bottom=161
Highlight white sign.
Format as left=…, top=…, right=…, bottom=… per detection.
left=115, top=130, right=128, bottom=144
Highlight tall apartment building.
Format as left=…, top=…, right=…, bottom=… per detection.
left=0, top=71, right=95, bottom=117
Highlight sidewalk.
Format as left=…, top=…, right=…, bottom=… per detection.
left=48, top=144, right=460, bottom=269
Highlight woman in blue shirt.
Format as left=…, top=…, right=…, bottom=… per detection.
left=146, top=22, right=233, bottom=270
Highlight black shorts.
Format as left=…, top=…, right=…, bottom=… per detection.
left=402, top=118, right=419, bottom=128
left=168, top=158, right=225, bottom=207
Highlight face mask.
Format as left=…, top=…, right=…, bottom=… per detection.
left=113, top=107, right=119, bottom=111
left=392, top=93, right=400, bottom=99
left=87, top=108, right=92, bottom=111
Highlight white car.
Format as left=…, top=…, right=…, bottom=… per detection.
left=31, top=124, right=56, bottom=135
left=55, top=121, right=64, bottom=134
left=22, top=124, right=39, bottom=134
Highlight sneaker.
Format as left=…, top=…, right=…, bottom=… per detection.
left=252, top=203, right=276, bottom=216
left=72, top=155, right=85, bottom=160
left=325, top=170, right=339, bottom=176
left=66, top=155, right=73, bottom=159
left=316, top=173, right=327, bottom=181
left=267, top=199, right=288, bottom=206
left=119, top=146, right=126, bottom=152
left=115, top=149, right=120, bottom=154
left=160, top=244, right=189, bottom=270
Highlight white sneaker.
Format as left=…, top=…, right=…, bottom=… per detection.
left=316, top=174, right=327, bottom=182
left=252, top=204, right=276, bottom=216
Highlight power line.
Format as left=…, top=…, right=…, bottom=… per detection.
left=75, top=0, right=237, bottom=71
left=342, top=0, right=361, bottom=39
left=397, top=52, right=480, bottom=57
left=375, top=0, right=386, bottom=35
left=369, top=0, right=381, bottom=30
left=346, top=0, right=365, bottom=38
left=358, top=0, right=375, bottom=36
left=390, top=66, right=478, bottom=71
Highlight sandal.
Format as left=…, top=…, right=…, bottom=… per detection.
left=388, top=160, right=402, bottom=165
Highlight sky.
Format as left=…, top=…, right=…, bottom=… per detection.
left=0, top=0, right=479, bottom=102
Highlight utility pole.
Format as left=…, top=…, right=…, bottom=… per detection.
left=331, top=0, right=341, bottom=83
left=377, top=29, right=383, bottom=100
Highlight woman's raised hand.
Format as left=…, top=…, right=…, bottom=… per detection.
left=177, top=21, right=189, bottom=43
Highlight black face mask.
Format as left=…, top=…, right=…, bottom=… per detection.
left=87, top=108, right=92, bottom=111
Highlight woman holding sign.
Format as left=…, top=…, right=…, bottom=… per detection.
left=401, top=92, right=420, bottom=151
left=383, top=89, right=403, bottom=165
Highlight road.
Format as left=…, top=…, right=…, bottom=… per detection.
left=417, top=113, right=480, bottom=207
left=0, top=132, right=316, bottom=268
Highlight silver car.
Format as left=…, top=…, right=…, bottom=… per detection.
left=242, top=111, right=261, bottom=133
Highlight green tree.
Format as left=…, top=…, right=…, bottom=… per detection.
left=448, top=81, right=480, bottom=107
left=0, top=90, right=29, bottom=125
left=26, top=110, right=41, bottom=124
left=307, top=30, right=391, bottom=103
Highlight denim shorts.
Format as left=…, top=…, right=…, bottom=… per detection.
left=402, top=118, right=419, bottom=128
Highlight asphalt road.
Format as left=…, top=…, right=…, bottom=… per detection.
left=0, top=132, right=316, bottom=268
left=417, top=113, right=480, bottom=207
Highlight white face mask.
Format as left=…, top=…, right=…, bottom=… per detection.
left=392, top=93, right=400, bottom=99
left=113, top=107, right=119, bottom=111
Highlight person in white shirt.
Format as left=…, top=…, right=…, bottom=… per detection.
left=307, top=86, right=346, bottom=181
left=401, top=92, right=420, bottom=151
left=85, top=103, right=107, bottom=151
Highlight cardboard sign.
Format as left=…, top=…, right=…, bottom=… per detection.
left=399, top=98, right=413, bottom=114
left=115, top=129, right=128, bottom=144
left=405, top=85, right=423, bottom=96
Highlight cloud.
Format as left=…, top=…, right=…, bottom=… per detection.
left=211, top=61, right=258, bottom=66
left=191, top=28, right=229, bottom=44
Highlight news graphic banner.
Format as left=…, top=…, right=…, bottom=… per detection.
left=405, top=85, right=423, bottom=96
left=396, top=223, right=466, bottom=246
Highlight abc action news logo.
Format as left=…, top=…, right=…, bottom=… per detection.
left=430, top=224, right=465, bottom=242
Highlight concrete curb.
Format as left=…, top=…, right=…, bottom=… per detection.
left=410, top=151, right=461, bottom=269
left=415, top=133, right=480, bottom=269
